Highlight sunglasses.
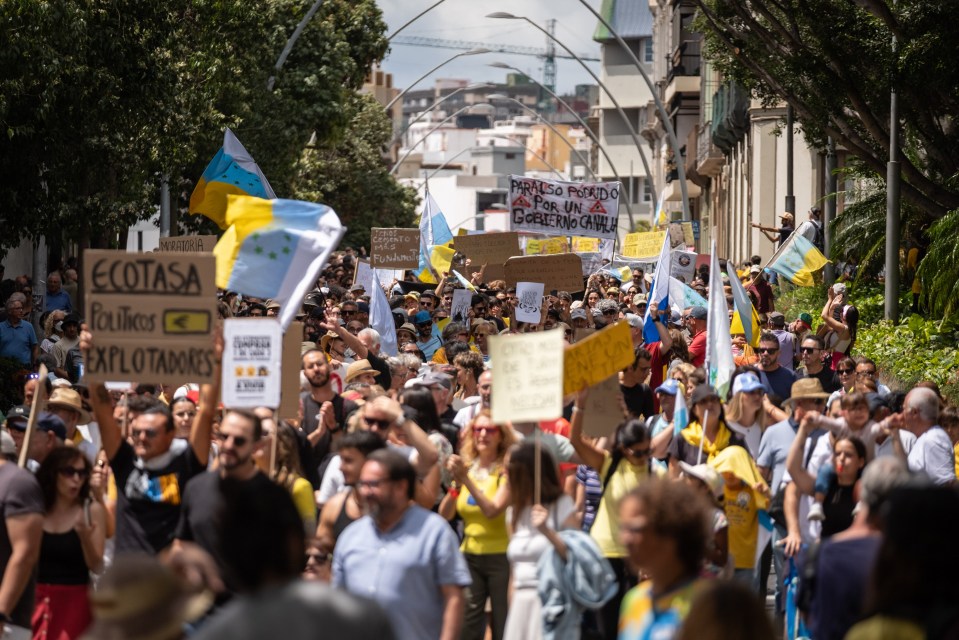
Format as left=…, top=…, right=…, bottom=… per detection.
left=756, top=347, right=779, bottom=354
left=472, top=425, right=500, bottom=435
left=624, top=446, right=650, bottom=458
left=838, top=368, right=854, bottom=375
left=58, top=467, right=89, bottom=479
left=214, top=433, right=249, bottom=447
left=132, top=428, right=161, bottom=439
left=602, top=310, right=618, bottom=316
left=800, top=347, right=819, bottom=354
left=363, top=416, right=393, bottom=430
left=341, top=310, right=356, bottom=316
left=857, top=370, right=877, bottom=377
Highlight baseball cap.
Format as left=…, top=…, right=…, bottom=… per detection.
left=798, top=312, right=813, bottom=328
left=570, top=308, right=588, bottom=321
left=62, top=313, right=82, bottom=327
left=689, top=306, right=708, bottom=320
left=690, top=384, right=720, bottom=406
left=678, top=462, right=725, bottom=498
left=405, top=370, right=453, bottom=391
left=668, top=310, right=684, bottom=327
left=655, top=379, right=680, bottom=396
left=632, top=294, right=648, bottom=306
left=349, top=283, right=365, bottom=292
left=749, top=265, right=762, bottom=275
left=35, top=412, right=67, bottom=440
left=768, top=311, right=786, bottom=326
left=413, top=311, right=432, bottom=325
left=5, top=405, right=30, bottom=426
left=624, top=313, right=643, bottom=329
left=732, top=372, right=765, bottom=395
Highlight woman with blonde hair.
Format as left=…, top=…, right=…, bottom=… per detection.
left=453, top=351, right=484, bottom=400
left=40, top=310, right=66, bottom=354
left=724, top=370, right=768, bottom=457
left=470, top=320, right=494, bottom=362
left=439, top=411, right=517, bottom=640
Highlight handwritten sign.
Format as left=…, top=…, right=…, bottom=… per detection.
left=83, top=250, right=218, bottom=383
left=222, top=318, right=282, bottom=408
left=450, top=289, right=472, bottom=325
left=371, top=228, right=420, bottom=269
left=622, top=231, right=667, bottom=259
left=525, top=239, right=543, bottom=255
left=515, top=282, right=544, bottom=323
left=278, top=322, right=303, bottom=420
left=581, top=375, right=626, bottom=438
left=543, top=237, right=568, bottom=255
left=563, top=321, right=634, bottom=395
left=572, top=237, right=600, bottom=252
left=454, top=232, right=520, bottom=282
left=489, top=330, right=564, bottom=423
left=508, top=175, right=621, bottom=240
left=158, top=235, right=217, bottom=253
left=505, top=254, right=584, bottom=293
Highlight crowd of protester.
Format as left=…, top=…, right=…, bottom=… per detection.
left=0, top=249, right=957, bottom=640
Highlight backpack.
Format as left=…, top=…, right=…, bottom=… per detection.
left=811, top=220, right=824, bottom=253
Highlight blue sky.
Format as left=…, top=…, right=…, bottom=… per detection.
left=377, top=0, right=603, bottom=96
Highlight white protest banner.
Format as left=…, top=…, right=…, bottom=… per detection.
left=515, top=282, right=545, bottom=323
left=671, top=249, right=697, bottom=283
left=450, top=289, right=472, bottom=325
left=222, top=318, right=282, bottom=408
left=489, top=330, right=564, bottom=423
left=508, top=175, right=620, bottom=240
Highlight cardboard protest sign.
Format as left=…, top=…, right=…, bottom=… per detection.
left=222, top=318, right=282, bottom=408
left=278, top=322, right=303, bottom=420
left=681, top=222, right=695, bottom=246
left=450, top=289, right=472, bottom=325
left=671, top=249, right=697, bottom=283
left=158, top=235, right=217, bottom=253
left=563, top=321, right=634, bottom=395
left=515, top=282, right=545, bottom=323
left=622, top=231, right=667, bottom=259
left=370, top=228, right=420, bottom=269
left=504, top=254, right=583, bottom=293
left=508, top=175, right=621, bottom=240
left=489, top=330, right=564, bottom=423
left=454, top=232, right=519, bottom=282
left=573, top=327, right=595, bottom=344
left=581, top=375, right=626, bottom=438
left=83, top=250, right=218, bottom=383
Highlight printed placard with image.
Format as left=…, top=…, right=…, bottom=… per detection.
left=515, top=282, right=545, bottom=324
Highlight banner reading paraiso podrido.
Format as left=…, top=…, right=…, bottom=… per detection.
left=508, top=175, right=621, bottom=240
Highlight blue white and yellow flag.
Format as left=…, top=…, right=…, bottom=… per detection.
left=190, top=129, right=276, bottom=229
left=214, top=196, right=345, bottom=330
left=728, top=265, right=761, bottom=347
left=767, top=232, right=829, bottom=287
left=706, top=239, right=734, bottom=398
left=417, top=193, right=453, bottom=282
left=642, top=229, right=672, bottom=344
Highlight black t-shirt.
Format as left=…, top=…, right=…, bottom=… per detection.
left=111, top=440, right=206, bottom=554
left=176, top=470, right=275, bottom=593
left=798, top=366, right=841, bottom=394
left=0, top=462, right=44, bottom=627
left=301, top=392, right=358, bottom=489
left=621, top=383, right=655, bottom=421
left=366, top=351, right=392, bottom=390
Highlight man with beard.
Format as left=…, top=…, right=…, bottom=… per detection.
left=334, top=450, right=470, bottom=640
left=173, top=408, right=275, bottom=598
left=300, top=349, right=359, bottom=489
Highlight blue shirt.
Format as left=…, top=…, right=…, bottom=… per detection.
left=758, top=366, right=796, bottom=403
left=44, top=290, right=72, bottom=313
left=757, top=418, right=798, bottom=494
left=0, top=319, right=37, bottom=364
left=416, top=334, right=442, bottom=360
left=333, top=505, right=471, bottom=640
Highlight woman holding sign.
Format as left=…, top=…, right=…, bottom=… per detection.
left=439, top=411, right=516, bottom=640
left=568, top=390, right=659, bottom=639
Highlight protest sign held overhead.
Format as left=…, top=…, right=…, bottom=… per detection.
left=222, top=318, right=283, bottom=408
left=453, top=232, right=520, bottom=281
left=580, top=375, right=625, bottom=439
left=489, top=331, right=564, bottom=423
left=83, top=250, right=218, bottom=383
left=450, top=289, right=472, bottom=325
left=504, top=254, right=583, bottom=293
left=508, top=175, right=620, bottom=240
left=563, top=320, right=634, bottom=395
left=515, top=282, right=545, bottom=324
left=622, top=231, right=667, bottom=259
left=671, top=249, right=697, bottom=283
left=158, top=235, right=218, bottom=253
left=370, top=228, right=420, bottom=269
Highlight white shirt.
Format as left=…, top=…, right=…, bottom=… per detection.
left=906, top=426, right=956, bottom=485
left=727, top=420, right=762, bottom=459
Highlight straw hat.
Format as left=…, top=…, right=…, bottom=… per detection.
left=783, top=378, right=830, bottom=406
left=46, top=388, right=91, bottom=424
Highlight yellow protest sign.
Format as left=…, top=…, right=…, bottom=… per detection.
left=621, top=231, right=666, bottom=259
left=563, top=321, right=634, bottom=395
left=572, top=236, right=600, bottom=252
left=525, top=239, right=543, bottom=255
left=543, top=237, right=568, bottom=254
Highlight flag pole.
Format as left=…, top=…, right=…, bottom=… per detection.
left=534, top=425, right=542, bottom=506
left=18, top=365, right=48, bottom=468
left=696, top=409, right=709, bottom=465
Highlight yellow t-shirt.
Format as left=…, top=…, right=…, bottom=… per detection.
left=456, top=468, right=509, bottom=555
left=590, top=455, right=658, bottom=558
left=723, top=484, right=759, bottom=570
left=845, top=615, right=924, bottom=640
left=954, top=442, right=959, bottom=480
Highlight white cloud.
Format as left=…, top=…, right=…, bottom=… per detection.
left=377, top=0, right=604, bottom=95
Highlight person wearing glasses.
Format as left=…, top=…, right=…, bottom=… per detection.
left=755, top=331, right=796, bottom=404
left=795, top=335, right=841, bottom=393
left=0, top=295, right=38, bottom=366
left=82, top=328, right=217, bottom=556
left=32, top=446, right=106, bottom=639
left=569, top=391, right=660, bottom=639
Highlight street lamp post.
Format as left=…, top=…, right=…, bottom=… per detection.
left=574, top=0, right=692, bottom=219
left=385, top=48, right=490, bottom=112
left=390, top=104, right=494, bottom=175
left=487, top=12, right=656, bottom=227
left=488, top=61, right=635, bottom=222
left=387, top=0, right=449, bottom=41
left=267, top=0, right=326, bottom=91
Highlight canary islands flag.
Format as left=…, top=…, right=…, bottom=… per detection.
left=728, top=266, right=761, bottom=347
left=190, top=129, right=276, bottom=229
left=214, top=196, right=345, bottom=330
left=767, top=232, right=829, bottom=287
left=418, top=193, right=453, bottom=282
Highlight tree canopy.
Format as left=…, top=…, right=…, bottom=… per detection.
left=0, top=0, right=414, bottom=252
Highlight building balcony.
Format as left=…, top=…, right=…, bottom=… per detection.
left=696, top=122, right=725, bottom=177
left=710, top=82, right=750, bottom=153
left=663, top=39, right=701, bottom=106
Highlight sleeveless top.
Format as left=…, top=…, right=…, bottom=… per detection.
left=333, top=494, right=358, bottom=541
left=821, top=482, right=856, bottom=538
left=37, top=529, right=90, bottom=585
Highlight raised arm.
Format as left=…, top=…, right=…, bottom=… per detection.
left=82, top=326, right=124, bottom=460
left=785, top=418, right=817, bottom=496
left=321, top=321, right=369, bottom=360
left=189, top=330, right=223, bottom=464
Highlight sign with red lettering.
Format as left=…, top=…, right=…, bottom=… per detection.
left=83, top=250, right=218, bottom=384
left=508, top=175, right=621, bottom=240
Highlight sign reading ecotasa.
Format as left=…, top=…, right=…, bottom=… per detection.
left=508, top=175, right=621, bottom=240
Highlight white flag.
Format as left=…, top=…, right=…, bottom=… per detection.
left=706, top=239, right=734, bottom=398
left=369, top=271, right=398, bottom=357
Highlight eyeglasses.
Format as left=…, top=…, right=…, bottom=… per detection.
left=472, top=425, right=500, bottom=435
left=756, top=347, right=779, bottom=354
left=357, top=479, right=392, bottom=490
left=419, top=301, right=432, bottom=306
left=624, top=446, right=650, bottom=458
left=132, top=428, right=161, bottom=439
left=27, top=373, right=39, bottom=380
left=58, top=467, right=89, bottom=479
left=838, top=368, right=854, bottom=375
left=474, top=332, right=490, bottom=338
left=363, top=415, right=393, bottom=430
left=857, top=370, right=877, bottom=377
left=341, top=310, right=356, bottom=316
left=214, top=433, right=249, bottom=447
left=602, top=310, right=618, bottom=316
left=800, top=347, right=819, bottom=354
left=416, top=322, right=432, bottom=328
